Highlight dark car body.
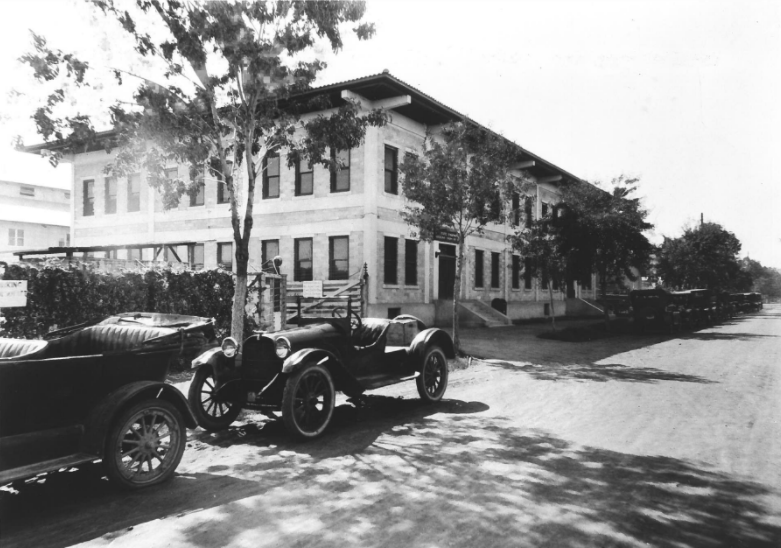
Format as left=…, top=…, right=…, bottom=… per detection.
left=0, top=313, right=215, bottom=489
left=629, top=288, right=681, bottom=333
left=188, top=310, right=456, bottom=439
left=688, top=289, right=716, bottom=327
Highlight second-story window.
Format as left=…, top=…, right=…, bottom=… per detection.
left=83, top=179, right=94, bottom=216
left=296, top=158, right=313, bottom=196
left=524, top=196, right=533, bottom=226
left=189, top=179, right=205, bottom=207
left=105, top=177, right=117, bottom=214
left=217, top=161, right=232, bottom=204
left=384, top=146, right=398, bottom=194
left=541, top=202, right=549, bottom=218
left=262, top=154, right=280, bottom=199
left=127, top=173, right=141, bottom=212
left=512, top=192, right=520, bottom=226
left=330, top=149, right=350, bottom=192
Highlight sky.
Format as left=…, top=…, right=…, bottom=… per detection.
left=0, top=0, right=779, bottom=267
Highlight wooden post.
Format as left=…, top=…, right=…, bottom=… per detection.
left=361, top=262, right=368, bottom=317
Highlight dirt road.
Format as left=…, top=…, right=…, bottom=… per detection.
left=2, top=307, right=780, bottom=547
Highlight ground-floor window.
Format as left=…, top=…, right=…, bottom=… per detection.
left=218, top=242, right=233, bottom=270
left=189, top=243, right=204, bottom=269
left=262, top=239, right=280, bottom=271
left=329, top=236, right=349, bottom=280
left=475, top=249, right=484, bottom=288
left=491, top=252, right=500, bottom=288
left=384, top=237, right=398, bottom=284
left=405, top=239, right=418, bottom=286
left=512, top=255, right=520, bottom=289
left=524, top=258, right=533, bottom=290
left=294, top=238, right=313, bottom=281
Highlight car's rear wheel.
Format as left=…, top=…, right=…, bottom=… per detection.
left=104, top=399, right=186, bottom=490
left=188, top=365, right=241, bottom=431
left=416, top=346, right=448, bottom=402
left=282, top=363, right=335, bottom=440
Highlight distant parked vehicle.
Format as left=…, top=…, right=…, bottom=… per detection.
left=730, top=293, right=749, bottom=314
left=629, top=288, right=681, bottom=333
left=689, top=289, right=716, bottom=327
left=600, top=294, right=632, bottom=317
left=669, top=291, right=699, bottom=330
left=747, top=292, right=763, bottom=312
left=716, top=291, right=735, bottom=321
left=0, top=313, right=215, bottom=490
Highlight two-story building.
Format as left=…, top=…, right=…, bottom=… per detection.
left=24, top=72, right=597, bottom=326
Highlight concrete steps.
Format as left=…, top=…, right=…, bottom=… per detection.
left=458, top=300, right=512, bottom=328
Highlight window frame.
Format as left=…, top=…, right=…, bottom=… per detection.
left=491, top=252, right=500, bottom=289
left=127, top=173, right=141, bottom=212
left=328, top=236, right=350, bottom=280
left=261, top=239, right=280, bottom=266
left=262, top=154, right=280, bottom=199
left=188, top=243, right=204, bottom=270
left=512, top=255, right=521, bottom=289
left=217, top=242, right=233, bottom=270
left=384, top=146, right=398, bottom=194
left=405, top=239, right=418, bottom=286
left=104, top=176, right=117, bottom=214
left=329, top=148, right=350, bottom=193
left=294, top=237, right=314, bottom=282
left=524, top=257, right=533, bottom=290
left=295, top=157, right=314, bottom=196
left=189, top=179, right=205, bottom=207
left=384, top=236, right=398, bottom=285
left=83, top=179, right=95, bottom=217
left=475, top=249, right=484, bottom=288
left=8, top=228, right=24, bottom=246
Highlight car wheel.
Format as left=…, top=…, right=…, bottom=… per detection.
left=282, top=363, right=335, bottom=440
left=188, top=365, right=241, bottom=431
left=416, top=346, right=449, bottom=403
left=104, top=399, right=186, bottom=490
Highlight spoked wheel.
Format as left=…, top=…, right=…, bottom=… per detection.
left=416, top=346, right=449, bottom=403
left=188, top=365, right=241, bottom=431
left=282, top=363, right=335, bottom=440
left=104, top=399, right=186, bottom=490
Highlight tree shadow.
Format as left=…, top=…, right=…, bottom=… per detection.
left=0, top=466, right=261, bottom=548
left=679, top=332, right=779, bottom=341
left=175, top=415, right=781, bottom=548
left=480, top=360, right=716, bottom=384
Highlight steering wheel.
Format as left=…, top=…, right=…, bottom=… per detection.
left=331, top=307, right=362, bottom=332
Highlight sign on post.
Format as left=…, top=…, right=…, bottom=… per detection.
left=0, top=281, right=27, bottom=308
left=302, top=280, right=323, bottom=299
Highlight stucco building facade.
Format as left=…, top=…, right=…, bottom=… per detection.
left=28, top=72, right=597, bottom=326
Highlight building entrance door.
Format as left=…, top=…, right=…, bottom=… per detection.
left=438, top=244, right=456, bottom=300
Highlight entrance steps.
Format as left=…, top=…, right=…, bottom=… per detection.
left=435, top=299, right=511, bottom=328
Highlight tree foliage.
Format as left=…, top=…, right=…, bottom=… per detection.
left=399, top=121, right=526, bottom=350
left=657, top=222, right=745, bottom=291
left=19, top=0, right=387, bottom=342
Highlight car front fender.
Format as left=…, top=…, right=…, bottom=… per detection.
left=81, top=381, right=196, bottom=456
left=283, top=348, right=363, bottom=397
left=409, top=328, right=456, bottom=366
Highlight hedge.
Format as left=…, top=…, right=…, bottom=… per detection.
left=1, top=263, right=239, bottom=340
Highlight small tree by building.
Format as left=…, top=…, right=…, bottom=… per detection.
left=19, top=0, right=387, bottom=343
left=399, top=121, right=524, bottom=351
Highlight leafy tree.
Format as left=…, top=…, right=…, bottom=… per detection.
left=741, top=257, right=781, bottom=298
left=554, top=176, right=654, bottom=329
left=399, top=121, right=525, bottom=351
left=19, top=0, right=387, bottom=342
left=509, top=209, right=567, bottom=329
left=657, top=222, right=744, bottom=292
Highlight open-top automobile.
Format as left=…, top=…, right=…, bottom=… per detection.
left=188, top=299, right=455, bottom=440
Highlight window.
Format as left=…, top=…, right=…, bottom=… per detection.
left=512, top=255, right=521, bottom=289
left=189, top=179, right=205, bottom=206
left=7, top=228, right=24, bottom=246
left=542, top=272, right=549, bottom=290
left=83, top=179, right=95, bottom=216
left=524, top=196, right=533, bottom=226
left=524, top=258, right=533, bottom=290
left=64, top=190, right=71, bottom=200
left=541, top=202, right=549, bottom=218
left=20, top=186, right=35, bottom=197
left=262, top=239, right=279, bottom=266
left=294, top=238, right=313, bottom=281
left=384, top=236, right=398, bottom=284
left=127, top=173, right=141, bottom=212
left=491, top=252, right=500, bottom=288
left=330, top=149, right=350, bottom=192
left=262, top=154, right=280, bottom=199
left=405, top=239, right=418, bottom=286
left=511, top=192, right=520, bottom=226
left=105, top=177, right=117, bottom=214
left=475, top=250, right=484, bottom=288
left=218, top=242, right=233, bottom=269
left=217, top=162, right=232, bottom=204
left=189, top=243, right=204, bottom=270
left=296, top=158, right=313, bottom=196
left=384, top=146, right=398, bottom=194
left=329, top=236, right=349, bottom=280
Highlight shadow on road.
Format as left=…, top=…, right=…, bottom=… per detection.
left=480, top=360, right=716, bottom=384
left=178, top=415, right=781, bottom=548
left=679, top=331, right=779, bottom=341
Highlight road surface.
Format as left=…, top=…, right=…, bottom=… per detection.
left=2, top=306, right=780, bottom=547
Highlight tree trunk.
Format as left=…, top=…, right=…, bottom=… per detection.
left=452, top=236, right=465, bottom=354
left=230, top=242, right=250, bottom=343
left=601, top=267, right=610, bottom=332
left=548, top=283, right=556, bottom=330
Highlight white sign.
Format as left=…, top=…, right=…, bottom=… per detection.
left=302, top=280, right=323, bottom=298
left=0, top=281, right=28, bottom=308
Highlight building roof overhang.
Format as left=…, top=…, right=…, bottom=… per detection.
left=13, top=241, right=198, bottom=259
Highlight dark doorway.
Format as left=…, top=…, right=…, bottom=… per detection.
left=438, top=244, right=456, bottom=300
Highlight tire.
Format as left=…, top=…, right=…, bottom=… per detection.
left=104, top=399, right=186, bottom=490
left=282, top=363, right=335, bottom=440
left=188, top=365, right=241, bottom=431
left=416, top=346, right=449, bottom=403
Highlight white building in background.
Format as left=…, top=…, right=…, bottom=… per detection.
left=23, top=72, right=599, bottom=325
left=0, top=179, right=70, bottom=265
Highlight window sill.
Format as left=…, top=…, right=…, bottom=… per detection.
left=383, top=284, right=401, bottom=289
left=404, top=285, right=420, bottom=289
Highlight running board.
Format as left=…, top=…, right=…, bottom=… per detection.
left=360, top=372, right=419, bottom=390
left=0, top=453, right=99, bottom=485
